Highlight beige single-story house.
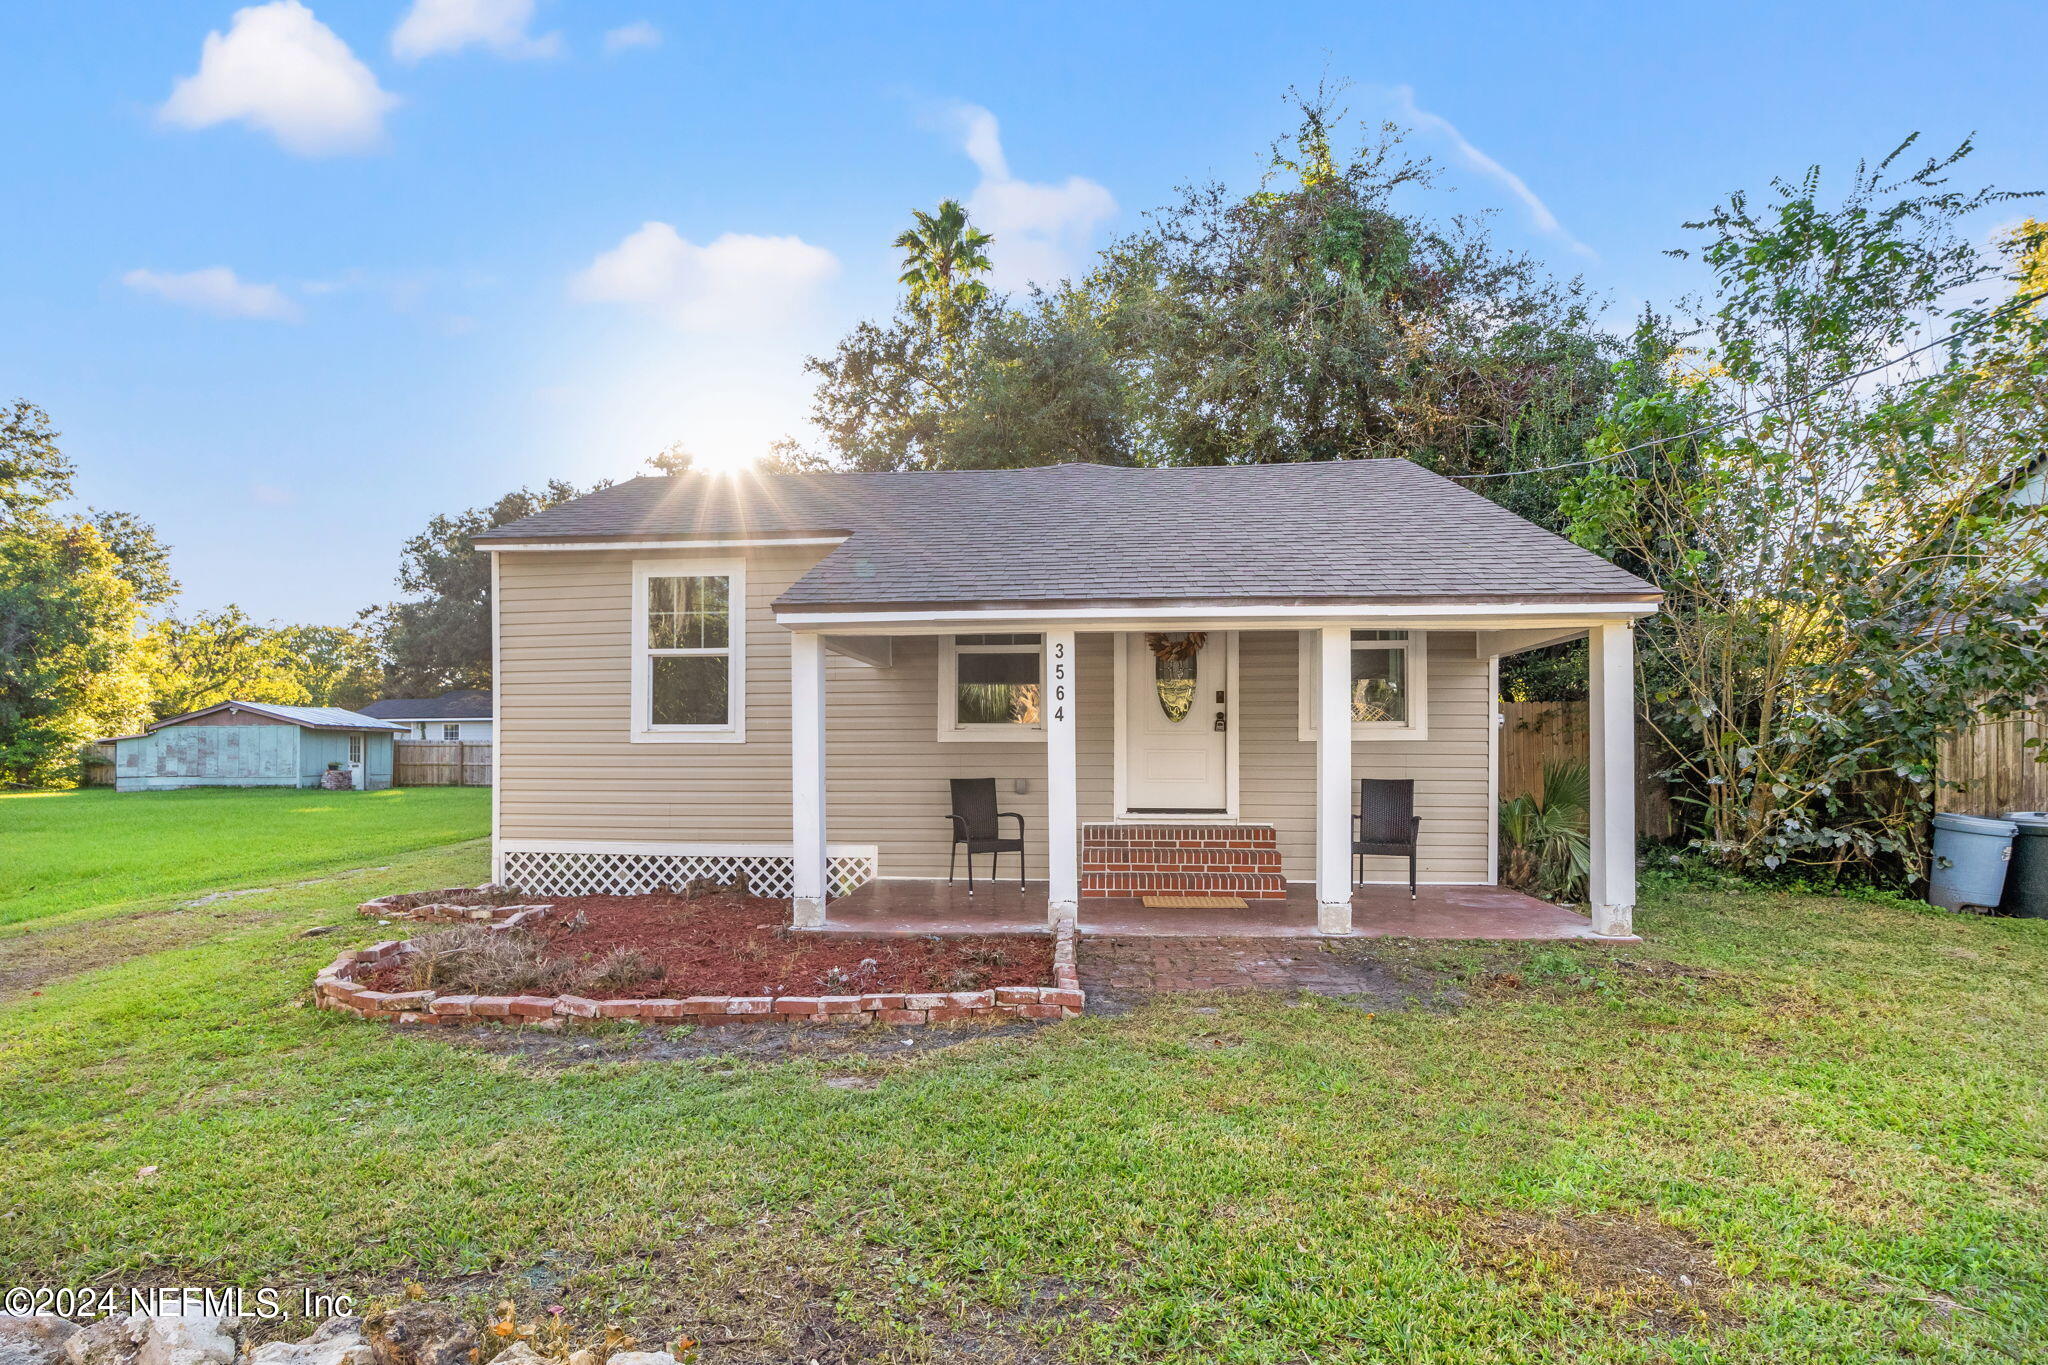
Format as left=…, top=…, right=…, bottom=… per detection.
left=477, top=460, right=1660, bottom=937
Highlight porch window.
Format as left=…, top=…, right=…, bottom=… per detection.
left=938, top=634, right=1044, bottom=742
left=631, top=558, right=746, bottom=743
left=1297, top=629, right=1430, bottom=741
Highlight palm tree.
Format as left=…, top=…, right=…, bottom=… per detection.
left=893, top=199, right=995, bottom=345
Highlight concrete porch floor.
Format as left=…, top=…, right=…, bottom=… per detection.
left=813, top=879, right=1626, bottom=940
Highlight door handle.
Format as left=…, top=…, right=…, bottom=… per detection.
left=1213, top=711, right=1227, bottom=732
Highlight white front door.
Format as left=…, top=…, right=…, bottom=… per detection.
left=347, top=733, right=366, bottom=791
left=1122, top=631, right=1230, bottom=813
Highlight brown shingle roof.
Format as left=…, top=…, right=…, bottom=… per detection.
left=477, top=461, right=1659, bottom=609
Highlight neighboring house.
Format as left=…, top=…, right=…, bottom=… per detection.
left=111, top=701, right=404, bottom=792
left=360, top=690, right=495, bottom=742
left=475, top=461, right=1661, bottom=936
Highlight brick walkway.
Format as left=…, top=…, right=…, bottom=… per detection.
left=1077, top=935, right=1412, bottom=1013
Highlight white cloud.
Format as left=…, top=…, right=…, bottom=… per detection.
left=1390, top=86, right=1596, bottom=260
left=158, top=1, right=397, bottom=156
left=946, top=104, right=1116, bottom=290
left=568, top=223, right=840, bottom=331
left=391, top=0, right=561, bottom=62
left=602, top=21, right=661, bottom=54
left=122, top=267, right=303, bottom=322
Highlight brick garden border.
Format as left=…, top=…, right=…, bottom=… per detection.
left=314, top=911, right=1084, bottom=1028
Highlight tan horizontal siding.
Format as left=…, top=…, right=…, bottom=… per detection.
left=499, top=552, right=1493, bottom=883
left=1237, top=630, right=1492, bottom=883
left=499, top=549, right=1108, bottom=875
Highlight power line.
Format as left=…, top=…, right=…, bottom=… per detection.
left=1450, top=289, right=2048, bottom=481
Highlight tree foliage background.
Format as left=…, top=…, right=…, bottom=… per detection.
left=0, top=402, right=174, bottom=785
left=1566, top=140, right=2048, bottom=882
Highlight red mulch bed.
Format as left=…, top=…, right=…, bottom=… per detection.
left=366, top=893, right=1053, bottom=998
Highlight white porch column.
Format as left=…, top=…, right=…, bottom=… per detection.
left=1587, top=621, right=1636, bottom=937
left=789, top=630, right=828, bottom=928
left=1045, top=629, right=1079, bottom=925
left=1315, top=625, right=1354, bottom=935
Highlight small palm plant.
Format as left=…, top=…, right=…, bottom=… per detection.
left=1499, top=758, right=1592, bottom=902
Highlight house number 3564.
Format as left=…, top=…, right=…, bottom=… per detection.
left=1052, top=641, right=1067, bottom=722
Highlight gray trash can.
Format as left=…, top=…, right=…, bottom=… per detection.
left=1999, top=811, right=2048, bottom=918
left=1929, top=812, right=2018, bottom=912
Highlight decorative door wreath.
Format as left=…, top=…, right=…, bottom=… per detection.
left=1143, top=631, right=1207, bottom=662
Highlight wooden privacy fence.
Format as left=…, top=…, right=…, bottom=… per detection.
left=393, top=740, right=493, bottom=787
left=1939, top=707, right=2048, bottom=817
left=1498, top=701, right=1675, bottom=840
left=1503, top=701, right=2048, bottom=834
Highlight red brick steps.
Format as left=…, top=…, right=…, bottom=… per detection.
left=1080, top=822, right=1287, bottom=900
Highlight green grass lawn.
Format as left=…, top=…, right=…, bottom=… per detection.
left=3, top=830, right=2046, bottom=1362
left=0, top=787, right=490, bottom=931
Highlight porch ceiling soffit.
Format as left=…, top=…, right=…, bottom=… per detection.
left=1474, top=626, right=1594, bottom=658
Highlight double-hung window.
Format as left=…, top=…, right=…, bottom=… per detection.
left=938, top=634, right=1044, bottom=741
left=1297, top=629, right=1429, bottom=740
left=632, top=559, right=745, bottom=742
left=441, top=723, right=461, bottom=741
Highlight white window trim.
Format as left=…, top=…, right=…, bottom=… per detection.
left=631, top=557, right=746, bottom=744
left=441, top=723, right=461, bottom=741
left=936, top=634, right=1046, bottom=743
left=1296, top=629, right=1430, bottom=742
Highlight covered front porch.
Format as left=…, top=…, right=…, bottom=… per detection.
left=782, top=611, right=1647, bottom=940
left=815, top=878, right=1622, bottom=940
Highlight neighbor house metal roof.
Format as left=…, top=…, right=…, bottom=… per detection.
left=132, top=701, right=408, bottom=734
left=476, top=461, right=1660, bottom=610
left=360, top=690, right=493, bottom=721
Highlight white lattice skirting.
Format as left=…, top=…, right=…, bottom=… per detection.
left=500, top=842, right=878, bottom=900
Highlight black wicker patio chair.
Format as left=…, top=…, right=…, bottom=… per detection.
left=1354, top=778, right=1421, bottom=900
left=946, top=777, right=1027, bottom=894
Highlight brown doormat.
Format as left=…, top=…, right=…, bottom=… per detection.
left=1141, top=895, right=1249, bottom=910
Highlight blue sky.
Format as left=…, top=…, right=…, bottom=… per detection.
left=3, top=0, right=2043, bottom=624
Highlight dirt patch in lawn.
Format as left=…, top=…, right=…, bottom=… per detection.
left=1459, top=1208, right=1739, bottom=1336
left=363, top=893, right=1053, bottom=999
left=0, top=864, right=407, bottom=1004
left=0, top=905, right=286, bottom=1004
left=1078, top=937, right=1452, bottom=1015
